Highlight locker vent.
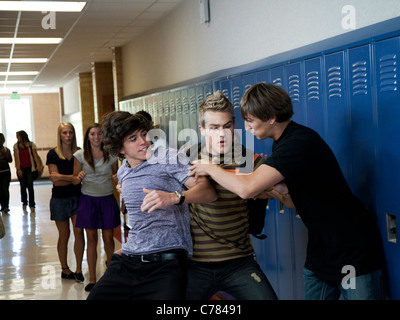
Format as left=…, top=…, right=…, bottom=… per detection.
left=273, top=77, right=282, bottom=87
left=189, top=95, right=196, bottom=113
left=232, top=86, right=241, bottom=108
left=352, top=60, right=368, bottom=95
left=182, top=96, right=189, bottom=115
left=307, top=71, right=320, bottom=101
left=327, top=66, right=342, bottom=99
left=379, top=54, right=397, bottom=92
left=288, top=74, right=300, bottom=102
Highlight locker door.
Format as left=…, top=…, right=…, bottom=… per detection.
left=324, top=51, right=350, bottom=180
left=157, top=94, right=165, bottom=134
left=347, top=44, right=376, bottom=208
left=286, top=62, right=305, bottom=125
left=174, top=90, right=184, bottom=149
left=163, top=93, right=170, bottom=142
left=271, top=65, right=297, bottom=299
left=151, top=94, right=160, bottom=128
left=220, top=78, right=231, bottom=101
left=285, top=61, right=308, bottom=300
left=169, top=91, right=177, bottom=148
left=304, top=57, right=324, bottom=137
left=189, top=86, right=199, bottom=136
left=204, top=81, right=213, bottom=98
left=256, top=68, right=269, bottom=83
left=375, top=36, right=400, bottom=300
left=231, top=76, right=244, bottom=146
left=242, top=73, right=257, bottom=152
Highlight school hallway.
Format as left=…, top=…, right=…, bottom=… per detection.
left=0, top=180, right=123, bottom=300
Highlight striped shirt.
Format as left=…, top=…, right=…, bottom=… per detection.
left=188, top=143, right=264, bottom=262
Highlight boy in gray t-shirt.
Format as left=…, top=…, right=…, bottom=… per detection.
left=87, top=111, right=216, bottom=300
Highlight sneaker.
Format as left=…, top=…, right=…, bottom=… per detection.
left=22, top=205, right=27, bottom=213
left=30, top=207, right=35, bottom=213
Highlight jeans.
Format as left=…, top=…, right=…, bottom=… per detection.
left=186, top=255, right=278, bottom=300
left=87, top=253, right=187, bottom=300
left=18, top=167, right=35, bottom=208
left=303, top=267, right=383, bottom=300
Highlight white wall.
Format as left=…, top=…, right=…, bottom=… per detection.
left=122, top=0, right=400, bottom=96
left=63, top=77, right=80, bottom=114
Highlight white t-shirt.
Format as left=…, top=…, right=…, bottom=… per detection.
left=73, top=149, right=117, bottom=197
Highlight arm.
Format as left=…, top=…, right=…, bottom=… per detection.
left=14, top=146, right=23, bottom=178
left=141, top=176, right=217, bottom=213
left=1, top=147, right=12, bottom=163
left=48, top=163, right=75, bottom=186
left=189, top=161, right=284, bottom=199
left=72, top=157, right=84, bottom=185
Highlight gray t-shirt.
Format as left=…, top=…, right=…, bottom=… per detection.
left=119, top=147, right=192, bottom=256
left=74, top=149, right=117, bottom=197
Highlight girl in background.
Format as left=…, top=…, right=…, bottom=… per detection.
left=13, top=130, right=42, bottom=213
left=73, top=123, right=120, bottom=292
left=46, top=122, right=85, bottom=282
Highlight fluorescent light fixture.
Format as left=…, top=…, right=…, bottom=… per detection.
left=0, top=81, right=33, bottom=84
left=0, top=71, right=39, bottom=76
left=0, top=58, right=48, bottom=63
left=0, top=1, right=86, bottom=12
left=0, top=38, right=62, bottom=44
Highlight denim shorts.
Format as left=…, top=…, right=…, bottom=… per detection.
left=50, top=196, right=80, bottom=221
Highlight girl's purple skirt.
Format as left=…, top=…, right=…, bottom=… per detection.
left=76, top=194, right=121, bottom=229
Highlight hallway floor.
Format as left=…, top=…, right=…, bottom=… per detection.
left=0, top=181, right=123, bottom=300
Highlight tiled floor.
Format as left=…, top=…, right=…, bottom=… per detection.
left=0, top=181, right=123, bottom=300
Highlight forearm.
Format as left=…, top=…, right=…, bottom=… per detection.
left=183, top=177, right=217, bottom=204
left=202, top=164, right=255, bottom=199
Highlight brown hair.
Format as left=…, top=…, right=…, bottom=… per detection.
left=240, top=83, right=293, bottom=122
left=101, top=111, right=152, bottom=158
left=83, top=123, right=110, bottom=171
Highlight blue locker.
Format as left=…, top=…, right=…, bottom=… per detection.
left=255, top=69, right=273, bottom=158
left=162, top=92, right=170, bottom=142
left=174, top=89, right=184, bottom=149
left=242, top=73, right=258, bottom=152
left=285, top=61, right=308, bottom=300
left=157, top=93, right=165, bottom=136
left=286, top=62, right=305, bottom=125
left=324, top=51, right=351, bottom=181
left=347, top=44, right=376, bottom=209
left=304, top=57, right=324, bottom=137
left=231, top=76, right=244, bottom=144
left=168, top=91, right=177, bottom=149
left=375, top=36, right=400, bottom=299
left=151, top=94, right=160, bottom=128
left=188, top=86, right=198, bottom=134
left=220, top=78, right=231, bottom=101
left=256, top=68, right=269, bottom=84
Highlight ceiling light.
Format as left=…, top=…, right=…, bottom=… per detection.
left=0, top=58, right=48, bottom=63
left=0, top=38, right=62, bottom=44
left=0, top=1, right=86, bottom=12
left=0, top=72, right=39, bottom=76
left=0, top=81, right=33, bottom=84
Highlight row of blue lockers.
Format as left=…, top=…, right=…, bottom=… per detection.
left=119, top=27, right=400, bottom=299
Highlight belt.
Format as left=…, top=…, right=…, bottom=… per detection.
left=122, top=250, right=186, bottom=263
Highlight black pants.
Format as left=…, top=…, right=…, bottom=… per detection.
left=0, top=170, right=11, bottom=210
left=87, top=253, right=187, bottom=300
left=18, top=167, right=35, bottom=208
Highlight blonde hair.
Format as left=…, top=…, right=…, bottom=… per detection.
left=198, top=90, right=235, bottom=127
left=55, top=122, right=78, bottom=160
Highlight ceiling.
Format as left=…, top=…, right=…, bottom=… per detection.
left=0, top=0, right=183, bottom=93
